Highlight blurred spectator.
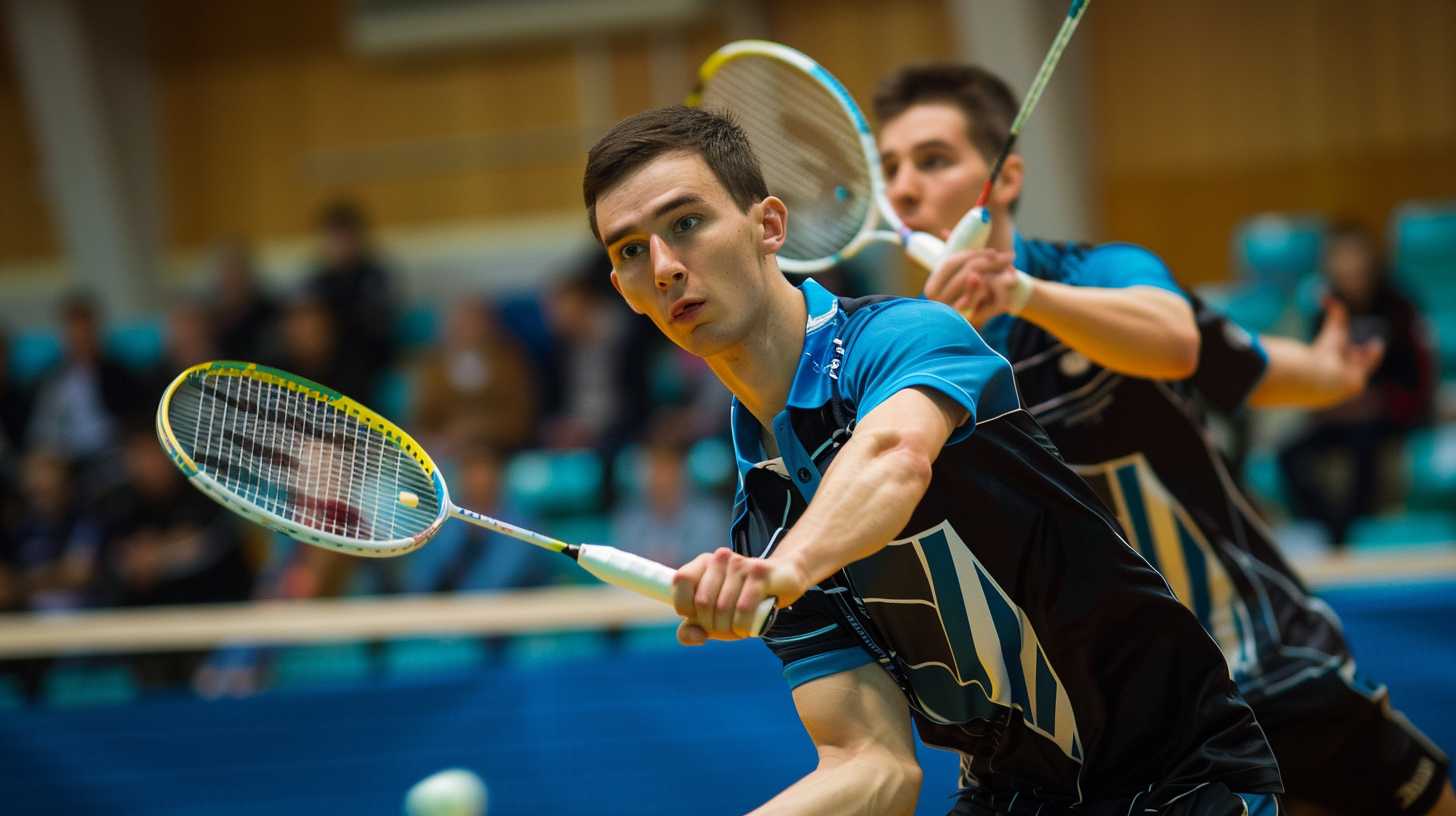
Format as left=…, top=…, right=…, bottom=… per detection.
left=304, top=200, right=397, bottom=389
left=140, top=299, right=223, bottom=402
left=413, top=298, right=537, bottom=453
left=541, top=252, right=658, bottom=451
left=2, top=450, right=102, bottom=614
left=611, top=435, right=725, bottom=568
left=650, top=347, right=732, bottom=443
left=98, top=426, right=254, bottom=608
left=1278, top=222, right=1437, bottom=547
left=0, top=330, right=33, bottom=511
left=270, top=294, right=372, bottom=399
left=97, top=425, right=256, bottom=687
left=25, top=295, right=143, bottom=489
left=211, top=240, right=278, bottom=361
left=396, top=444, right=552, bottom=594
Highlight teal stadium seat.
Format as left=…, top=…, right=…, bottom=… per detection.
left=1403, top=424, right=1456, bottom=513
left=504, top=449, right=603, bottom=516
left=612, top=437, right=735, bottom=500
left=394, top=304, right=440, bottom=353
left=42, top=663, right=139, bottom=708
left=370, top=366, right=411, bottom=422
left=382, top=637, right=487, bottom=677
left=502, top=630, right=610, bottom=667
left=104, top=319, right=165, bottom=371
left=8, top=330, right=61, bottom=384
left=1393, top=202, right=1456, bottom=314
left=270, top=642, right=374, bottom=689
left=1237, top=214, right=1325, bottom=296
left=1347, top=512, right=1456, bottom=551
left=1241, top=449, right=1288, bottom=510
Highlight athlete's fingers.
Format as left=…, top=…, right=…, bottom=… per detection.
left=693, top=548, right=731, bottom=630
left=676, top=619, right=707, bottom=646
left=713, top=565, right=747, bottom=637
left=732, top=570, right=769, bottom=638
left=672, top=553, right=710, bottom=620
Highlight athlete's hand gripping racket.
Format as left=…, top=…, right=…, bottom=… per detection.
left=155, top=361, right=777, bottom=636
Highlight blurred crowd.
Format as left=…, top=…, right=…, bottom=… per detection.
left=0, top=200, right=1444, bottom=700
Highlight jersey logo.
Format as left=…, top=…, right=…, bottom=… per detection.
left=1057, top=350, right=1092, bottom=378
left=850, top=520, right=1082, bottom=762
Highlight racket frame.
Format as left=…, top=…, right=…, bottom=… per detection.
left=156, top=360, right=451, bottom=558
left=692, top=40, right=944, bottom=274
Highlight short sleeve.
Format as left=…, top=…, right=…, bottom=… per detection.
left=1071, top=243, right=1189, bottom=300
left=762, top=588, right=874, bottom=689
left=840, top=300, right=1020, bottom=445
left=1187, top=293, right=1269, bottom=413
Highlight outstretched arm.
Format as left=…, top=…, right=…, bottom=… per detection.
left=926, top=249, right=1200, bottom=380
left=672, top=386, right=963, bottom=642
left=1248, top=300, right=1385, bottom=409
left=751, top=664, right=922, bottom=816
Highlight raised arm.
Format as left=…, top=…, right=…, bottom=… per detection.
left=926, top=248, right=1199, bottom=380
left=751, top=664, right=922, bottom=816
left=672, top=385, right=964, bottom=642
left=1247, top=300, right=1385, bottom=409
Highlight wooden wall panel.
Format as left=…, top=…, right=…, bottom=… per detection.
left=0, top=16, right=60, bottom=268
left=1090, top=0, right=1456, bottom=285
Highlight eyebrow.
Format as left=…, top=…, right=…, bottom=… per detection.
left=603, top=193, right=708, bottom=249
left=879, top=139, right=956, bottom=164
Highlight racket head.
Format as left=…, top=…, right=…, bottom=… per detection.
left=156, top=361, right=449, bottom=558
left=691, top=40, right=904, bottom=274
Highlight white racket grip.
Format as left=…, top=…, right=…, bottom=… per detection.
left=575, top=544, right=777, bottom=637
left=903, top=230, right=948, bottom=271
left=946, top=206, right=992, bottom=253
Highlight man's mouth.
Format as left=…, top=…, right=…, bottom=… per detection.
left=670, top=298, right=705, bottom=322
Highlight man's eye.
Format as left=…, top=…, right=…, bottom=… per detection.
left=919, top=155, right=951, bottom=171
left=620, top=243, right=645, bottom=260
left=674, top=215, right=702, bottom=233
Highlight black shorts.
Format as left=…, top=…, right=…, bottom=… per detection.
left=1252, top=664, right=1450, bottom=816
left=947, top=784, right=1281, bottom=815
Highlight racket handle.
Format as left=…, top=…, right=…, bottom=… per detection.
left=945, top=206, right=992, bottom=253
left=575, top=544, right=777, bottom=637
left=902, top=230, right=947, bottom=271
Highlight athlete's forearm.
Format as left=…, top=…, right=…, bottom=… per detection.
left=1017, top=282, right=1200, bottom=380
left=1247, top=334, right=1347, bottom=408
left=767, top=390, right=958, bottom=591
left=769, top=426, right=934, bottom=589
left=751, top=750, right=920, bottom=816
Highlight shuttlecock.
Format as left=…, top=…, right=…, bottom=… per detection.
left=404, top=768, right=488, bottom=816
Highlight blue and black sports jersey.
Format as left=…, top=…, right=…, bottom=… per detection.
left=732, top=279, right=1280, bottom=808
left=983, top=234, right=1354, bottom=703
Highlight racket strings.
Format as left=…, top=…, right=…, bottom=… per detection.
left=700, top=57, right=873, bottom=263
left=167, top=372, right=440, bottom=543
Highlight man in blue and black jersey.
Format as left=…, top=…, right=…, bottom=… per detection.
left=583, top=105, right=1281, bottom=815
left=873, top=63, right=1453, bottom=816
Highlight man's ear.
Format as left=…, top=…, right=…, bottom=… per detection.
left=609, top=269, right=644, bottom=315
left=995, top=154, right=1024, bottom=210
left=757, top=196, right=788, bottom=255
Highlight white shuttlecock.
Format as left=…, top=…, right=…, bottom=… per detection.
left=404, top=768, right=487, bottom=816
left=398, top=490, right=420, bottom=509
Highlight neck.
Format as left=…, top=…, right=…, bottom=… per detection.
left=704, top=273, right=806, bottom=429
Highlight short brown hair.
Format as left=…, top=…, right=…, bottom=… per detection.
left=582, top=105, right=769, bottom=241
left=873, top=64, right=1018, bottom=163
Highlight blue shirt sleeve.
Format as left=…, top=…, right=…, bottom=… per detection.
left=1070, top=243, right=1189, bottom=301
left=840, top=299, right=1020, bottom=445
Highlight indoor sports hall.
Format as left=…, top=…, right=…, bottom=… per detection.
left=0, top=1, right=1452, bottom=814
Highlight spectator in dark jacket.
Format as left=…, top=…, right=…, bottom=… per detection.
left=1278, top=221, right=1436, bottom=546
left=211, top=240, right=278, bottom=362
left=304, top=200, right=397, bottom=393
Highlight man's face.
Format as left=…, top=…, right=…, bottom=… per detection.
left=595, top=151, right=774, bottom=358
left=879, top=102, right=991, bottom=239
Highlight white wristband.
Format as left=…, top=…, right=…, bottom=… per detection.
left=1007, top=270, right=1035, bottom=314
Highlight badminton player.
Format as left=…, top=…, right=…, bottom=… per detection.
left=584, top=105, right=1282, bottom=815
left=873, top=63, right=1452, bottom=816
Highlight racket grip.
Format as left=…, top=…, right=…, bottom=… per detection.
left=945, top=206, right=992, bottom=253
left=575, top=545, right=778, bottom=637
left=903, top=230, right=947, bottom=271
